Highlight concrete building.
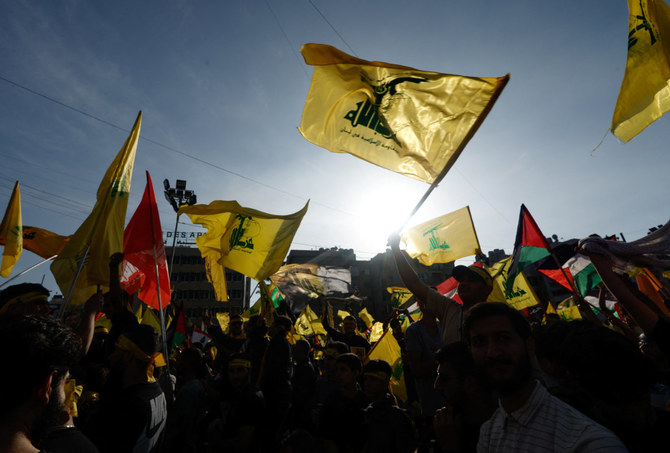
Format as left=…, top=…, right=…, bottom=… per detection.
left=167, top=245, right=251, bottom=321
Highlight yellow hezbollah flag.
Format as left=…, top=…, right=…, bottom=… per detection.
left=216, top=312, right=231, bottom=332
left=51, top=111, right=141, bottom=305
left=141, top=305, right=163, bottom=335
left=546, top=297, right=583, bottom=322
left=179, top=200, right=309, bottom=302
left=241, top=298, right=261, bottom=321
left=0, top=226, right=70, bottom=259
left=299, top=43, right=509, bottom=183
left=612, top=0, right=670, bottom=141
left=0, top=181, right=22, bottom=277
left=387, top=286, right=413, bottom=308
left=401, top=206, right=480, bottom=266
left=369, top=321, right=385, bottom=343
left=366, top=328, right=408, bottom=402
left=358, top=307, right=375, bottom=329
left=294, top=304, right=327, bottom=336
left=487, top=256, right=540, bottom=311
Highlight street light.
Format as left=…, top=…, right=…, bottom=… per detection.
left=163, top=179, right=198, bottom=287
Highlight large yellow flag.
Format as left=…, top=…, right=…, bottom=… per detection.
left=387, top=286, right=414, bottom=308
left=51, top=111, right=141, bottom=305
left=294, top=304, right=327, bottom=336
left=401, top=206, right=480, bottom=266
left=299, top=43, right=509, bottom=183
left=0, top=225, right=70, bottom=259
left=179, top=200, right=309, bottom=301
left=612, top=0, right=670, bottom=141
left=0, top=181, right=22, bottom=277
left=366, top=329, right=408, bottom=402
left=487, top=256, right=540, bottom=311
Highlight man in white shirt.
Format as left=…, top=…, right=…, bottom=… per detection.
left=463, top=302, right=628, bottom=452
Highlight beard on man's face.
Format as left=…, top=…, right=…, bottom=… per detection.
left=32, top=379, right=67, bottom=445
left=477, top=349, right=533, bottom=396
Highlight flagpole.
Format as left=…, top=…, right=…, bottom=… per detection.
left=168, top=214, right=180, bottom=282
left=400, top=75, right=510, bottom=229
left=153, top=243, right=171, bottom=377
left=0, top=254, right=57, bottom=289
left=59, top=245, right=90, bottom=319
left=146, top=171, right=171, bottom=376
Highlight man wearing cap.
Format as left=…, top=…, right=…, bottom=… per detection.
left=84, top=323, right=168, bottom=453
left=390, top=234, right=493, bottom=346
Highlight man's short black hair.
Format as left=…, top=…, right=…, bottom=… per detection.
left=335, top=353, right=362, bottom=372
left=463, top=302, right=531, bottom=342
left=364, top=358, right=392, bottom=377
left=435, top=341, right=475, bottom=378
left=124, top=323, right=158, bottom=356
left=0, top=283, right=49, bottom=311
left=0, top=314, right=81, bottom=420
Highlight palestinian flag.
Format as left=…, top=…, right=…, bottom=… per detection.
left=563, top=254, right=602, bottom=297
left=507, top=204, right=551, bottom=285
left=167, top=303, right=189, bottom=351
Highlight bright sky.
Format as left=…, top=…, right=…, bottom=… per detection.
left=1, top=0, right=669, bottom=297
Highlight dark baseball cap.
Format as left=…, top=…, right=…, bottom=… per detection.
left=452, top=265, right=493, bottom=287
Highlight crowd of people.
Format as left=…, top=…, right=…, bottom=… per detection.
left=2, top=238, right=670, bottom=453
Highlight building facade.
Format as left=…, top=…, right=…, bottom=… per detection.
left=167, top=245, right=251, bottom=321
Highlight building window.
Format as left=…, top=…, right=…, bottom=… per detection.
left=230, top=289, right=242, bottom=299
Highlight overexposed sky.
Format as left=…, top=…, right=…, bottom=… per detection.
left=1, top=0, right=668, bottom=296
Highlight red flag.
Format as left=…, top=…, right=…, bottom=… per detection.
left=537, top=268, right=574, bottom=292
left=121, top=171, right=171, bottom=310
left=436, top=276, right=462, bottom=304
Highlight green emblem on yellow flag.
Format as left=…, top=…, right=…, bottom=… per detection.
left=179, top=200, right=309, bottom=302
left=299, top=43, right=509, bottom=183
left=0, top=181, right=22, bottom=278
left=51, top=111, right=141, bottom=305
left=612, top=0, right=670, bottom=141
left=401, top=206, right=480, bottom=266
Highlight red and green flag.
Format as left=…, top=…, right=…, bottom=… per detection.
left=507, top=204, right=551, bottom=285
left=168, top=303, right=189, bottom=351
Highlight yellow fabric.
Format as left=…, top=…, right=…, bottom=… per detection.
left=294, top=304, right=327, bottom=336
left=0, top=181, right=22, bottom=277
left=387, top=287, right=413, bottom=308
left=337, top=309, right=350, bottom=320
left=64, top=379, right=83, bottom=417
left=299, top=43, right=509, bottom=183
left=51, top=112, right=141, bottom=305
left=258, top=280, right=275, bottom=327
left=241, top=298, right=261, bottom=320
left=487, top=256, right=540, bottom=310
left=369, top=321, right=385, bottom=343
left=358, top=307, right=375, bottom=329
left=216, top=312, right=231, bottom=332
left=140, top=305, right=163, bottom=335
left=115, top=334, right=166, bottom=382
left=546, top=298, right=583, bottom=322
left=0, top=225, right=70, bottom=260
left=365, top=329, right=407, bottom=402
left=179, top=200, right=309, bottom=301
left=134, top=304, right=143, bottom=323
left=0, top=290, right=47, bottom=315
left=612, top=0, right=670, bottom=141
left=401, top=206, right=479, bottom=266
left=94, top=314, right=112, bottom=332
left=229, top=358, right=252, bottom=369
